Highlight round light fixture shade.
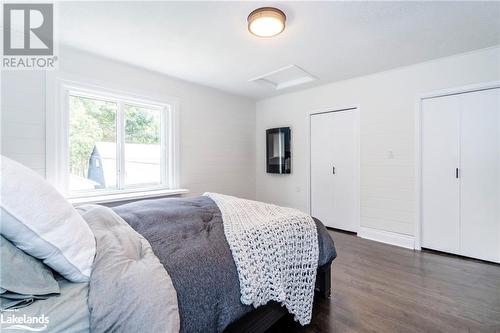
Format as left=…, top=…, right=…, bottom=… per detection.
left=248, top=7, right=286, bottom=38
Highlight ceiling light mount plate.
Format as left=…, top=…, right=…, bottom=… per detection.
left=248, top=7, right=286, bottom=38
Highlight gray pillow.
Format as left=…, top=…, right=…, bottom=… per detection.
left=1, top=156, right=96, bottom=283
left=0, top=236, right=60, bottom=309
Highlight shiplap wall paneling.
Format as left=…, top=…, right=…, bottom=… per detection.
left=1, top=71, right=46, bottom=177
left=1, top=46, right=256, bottom=199
left=256, top=47, right=500, bottom=245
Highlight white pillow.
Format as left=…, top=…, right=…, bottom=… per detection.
left=0, top=156, right=96, bottom=282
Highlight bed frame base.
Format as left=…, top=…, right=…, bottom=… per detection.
left=315, top=261, right=332, bottom=299
left=224, top=261, right=332, bottom=333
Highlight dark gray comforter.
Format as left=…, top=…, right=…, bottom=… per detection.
left=113, top=196, right=337, bottom=333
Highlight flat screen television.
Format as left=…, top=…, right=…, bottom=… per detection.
left=266, top=127, right=291, bottom=174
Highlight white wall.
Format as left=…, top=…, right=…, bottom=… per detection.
left=256, top=46, right=500, bottom=237
left=2, top=71, right=47, bottom=177
left=1, top=46, right=256, bottom=199
left=3, top=45, right=499, bottom=236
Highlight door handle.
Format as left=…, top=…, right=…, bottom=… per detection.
left=332, top=166, right=336, bottom=175
left=455, top=168, right=459, bottom=179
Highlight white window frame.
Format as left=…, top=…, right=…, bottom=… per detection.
left=46, top=77, right=181, bottom=199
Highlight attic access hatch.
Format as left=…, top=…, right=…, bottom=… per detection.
left=249, top=65, right=316, bottom=90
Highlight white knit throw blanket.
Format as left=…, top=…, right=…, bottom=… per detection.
left=204, top=193, right=319, bottom=325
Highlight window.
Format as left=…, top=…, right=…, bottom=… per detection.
left=50, top=81, right=179, bottom=198
left=69, top=95, right=119, bottom=192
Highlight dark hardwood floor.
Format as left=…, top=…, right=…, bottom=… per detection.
left=271, top=230, right=500, bottom=333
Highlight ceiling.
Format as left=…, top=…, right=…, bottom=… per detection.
left=58, top=1, right=500, bottom=100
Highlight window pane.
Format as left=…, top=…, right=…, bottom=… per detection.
left=124, top=105, right=162, bottom=186
left=69, top=95, right=117, bottom=192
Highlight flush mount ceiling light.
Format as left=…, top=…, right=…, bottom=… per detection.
left=247, top=7, right=286, bottom=38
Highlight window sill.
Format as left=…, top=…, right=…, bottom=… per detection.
left=68, top=188, right=189, bottom=205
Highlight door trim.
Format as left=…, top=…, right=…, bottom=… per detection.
left=306, top=105, right=361, bottom=233
left=415, top=81, right=500, bottom=251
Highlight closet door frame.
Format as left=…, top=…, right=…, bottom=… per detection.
left=415, top=80, right=500, bottom=251
left=306, top=105, right=361, bottom=232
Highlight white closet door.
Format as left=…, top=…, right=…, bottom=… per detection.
left=311, top=109, right=358, bottom=232
left=421, top=95, right=461, bottom=254
left=311, top=113, right=335, bottom=228
left=459, top=88, right=500, bottom=263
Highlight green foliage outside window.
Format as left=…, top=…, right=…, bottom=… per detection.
left=125, top=105, right=160, bottom=144
left=69, top=95, right=160, bottom=178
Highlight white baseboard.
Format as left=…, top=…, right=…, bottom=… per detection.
left=358, top=226, right=415, bottom=250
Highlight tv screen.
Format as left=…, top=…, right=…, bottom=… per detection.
left=266, top=127, right=291, bottom=174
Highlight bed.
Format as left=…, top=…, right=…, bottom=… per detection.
left=1, top=155, right=337, bottom=333
left=1, top=196, right=336, bottom=333
left=112, top=196, right=337, bottom=332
